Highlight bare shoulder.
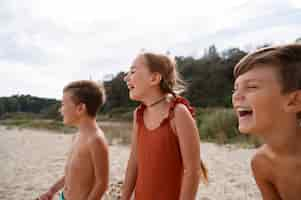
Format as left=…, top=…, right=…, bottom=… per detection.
left=172, top=103, right=197, bottom=138
left=87, top=130, right=108, bottom=152
left=251, top=145, right=273, bottom=177
left=173, top=103, right=193, bottom=119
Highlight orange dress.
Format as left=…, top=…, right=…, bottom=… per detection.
left=134, top=96, right=195, bottom=200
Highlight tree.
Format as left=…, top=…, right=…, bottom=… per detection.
left=203, top=45, right=220, bottom=61
left=102, top=72, right=137, bottom=111
left=0, top=101, right=5, bottom=116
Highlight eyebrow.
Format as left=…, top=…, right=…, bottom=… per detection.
left=244, top=79, right=263, bottom=83
left=238, top=78, right=263, bottom=83
left=234, top=78, right=263, bottom=86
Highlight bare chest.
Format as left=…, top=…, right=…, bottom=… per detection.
left=65, top=139, right=92, bottom=174
left=272, top=162, right=301, bottom=199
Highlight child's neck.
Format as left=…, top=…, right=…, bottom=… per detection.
left=143, top=92, right=167, bottom=108
left=263, top=123, right=301, bottom=156
left=77, top=117, right=98, bottom=135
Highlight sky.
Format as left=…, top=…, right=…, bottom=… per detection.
left=0, top=0, right=300, bottom=99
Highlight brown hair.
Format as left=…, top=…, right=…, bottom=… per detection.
left=63, top=80, right=106, bottom=117
left=234, top=43, right=301, bottom=119
left=142, top=53, right=185, bottom=96
left=234, top=44, right=301, bottom=93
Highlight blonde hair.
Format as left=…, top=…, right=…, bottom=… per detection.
left=141, top=53, right=186, bottom=96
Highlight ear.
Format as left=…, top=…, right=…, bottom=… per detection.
left=150, top=72, right=162, bottom=86
left=77, top=103, right=87, bottom=115
left=284, top=90, right=301, bottom=113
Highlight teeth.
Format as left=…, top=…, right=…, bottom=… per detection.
left=237, top=108, right=251, bottom=112
left=127, top=85, right=135, bottom=90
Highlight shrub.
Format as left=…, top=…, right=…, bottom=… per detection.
left=197, top=108, right=261, bottom=146
left=198, top=108, right=239, bottom=144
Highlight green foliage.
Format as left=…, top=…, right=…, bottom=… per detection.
left=99, top=107, right=135, bottom=121
left=40, top=103, right=62, bottom=120
left=173, top=46, right=247, bottom=108
left=0, top=102, right=6, bottom=116
left=198, top=108, right=238, bottom=142
left=197, top=108, right=261, bottom=146
left=0, top=113, right=75, bottom=133
left=0, top=95, right=60, bottom=117
left=102, top=72, right=137, bottom=112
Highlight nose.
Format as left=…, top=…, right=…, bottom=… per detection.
left=232, top=89, right=245, bottom=105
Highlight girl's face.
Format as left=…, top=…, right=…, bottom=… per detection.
left=124, top=55, right=156, bottom=101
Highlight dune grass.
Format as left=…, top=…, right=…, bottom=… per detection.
left=0, top=108, right=262, bottom=147
left=0, top=112, right=75, bottom=133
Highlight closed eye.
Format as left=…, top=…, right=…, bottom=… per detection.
left=128, top=66, right=136, bottom=75
left=247, top=85, right=258, bottom=89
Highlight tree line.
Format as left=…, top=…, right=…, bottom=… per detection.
left=1, top=39, right=300, bottom=118
left=102, top=45, right=246, bottom=111
left=0, top=95, right=60, bottom=118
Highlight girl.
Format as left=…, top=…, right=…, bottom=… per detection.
left=121, top=52, right=208, bottom=200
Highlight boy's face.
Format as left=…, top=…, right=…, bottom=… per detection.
left=60, top=91, right=81, bottom=126
left=232, top=66, right=288, bottom=135
left=124, top=55, right=155, bottom=101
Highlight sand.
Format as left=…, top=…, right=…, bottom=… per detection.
left=0, top=126, right=261, bottom=200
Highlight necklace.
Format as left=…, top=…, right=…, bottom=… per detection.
left=147, top=96, right=166, bottom=107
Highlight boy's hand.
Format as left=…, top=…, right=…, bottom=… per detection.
left=38, top=190, right=55, bottom=200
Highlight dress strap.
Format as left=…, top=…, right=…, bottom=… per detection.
left=168, top=96, right=195, bottom=120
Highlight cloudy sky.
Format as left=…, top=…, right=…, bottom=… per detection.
left=0, top=0, right=300, bottom=99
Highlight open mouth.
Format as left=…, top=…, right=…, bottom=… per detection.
left=127, top=84, right=135, bottom=91
left=237, top=108, right=253, bottom=117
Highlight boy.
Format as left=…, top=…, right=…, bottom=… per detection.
left=232, top=44, right=301, bottom=200
left=38, top=80, right=109, bottom=200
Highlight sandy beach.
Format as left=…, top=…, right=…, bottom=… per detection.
left=0, top=126, right=261, bottom=200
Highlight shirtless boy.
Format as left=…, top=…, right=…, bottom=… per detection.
left=38, top=80, right=109, bottom=200
left=232, top=44, right=301, bottom=200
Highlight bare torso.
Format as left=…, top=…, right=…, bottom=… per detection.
left=63, top=133, right=94, bottom=200
left=253, top=145, right=301, bottom=200
left=270, top=156, right=301, bottom=199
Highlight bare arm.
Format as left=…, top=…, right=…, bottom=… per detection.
left=38, top=176, right=65, bottom=200
left=251, top=152, right=281, bottom=200
left=87, top=134, right=109, bottom=200
left=121, top=109, right=139, bottom=200
left=173, top=104, right=201, bottom=200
